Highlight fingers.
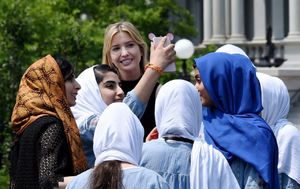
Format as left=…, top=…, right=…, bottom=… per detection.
left=150, top=41, right=155, bottom=52
left=150, top=37, right=175, bottom=57
left=149, top=35, right=176, bottom=68
left=164, top=43, right=175, bottom=51
left=166, top=44, right=176, bottom=59
left=169, top=50, right=177, bottom=62
left=169, top=48, right=176, bottom=56
left=157, top=36, right=167, bottom=48
left=164, top=43, right=176, bottom=64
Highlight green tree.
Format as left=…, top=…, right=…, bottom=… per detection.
left=0, top=0, right=197, bottom=187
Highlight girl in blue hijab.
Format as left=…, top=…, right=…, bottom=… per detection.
left=193, top=52, right=279, bottom=189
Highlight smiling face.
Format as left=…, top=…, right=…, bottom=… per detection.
left=99, top=71, right=124, bottom=105
left=109, top=31, right=142, bottom=80
left=65, top=78, right=81, bottom=107
left=194, top=68, right=214, bottom=107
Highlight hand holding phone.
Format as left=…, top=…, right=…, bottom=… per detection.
left=148, top=33, right=176, bottom=72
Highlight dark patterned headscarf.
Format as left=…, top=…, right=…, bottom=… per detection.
left=11, top=55, right=87, bottom=173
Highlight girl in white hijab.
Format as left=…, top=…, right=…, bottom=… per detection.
left=71, top=63, right=162, bottom=167
left=71, top=65, right=124, bottom=167
left=257, top=72, right=300, bottom=188
left=216, top=44, right=249, bottom=58
left=140, top=79, right=239, bottom=189
left=67, top=102, right=170, bottom=189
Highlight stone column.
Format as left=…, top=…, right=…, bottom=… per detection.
left=272, top=0, right=285, bottom=40
left=285, top=0, right=300, bottom=40
left=252, top=0, right=266, bottom=42
left=228, top=0, right=246, bottom=43
left=225, top=0, right=231, bottom=38
left=203, top=0, right=212, bottom=43
left=211, top=0, right=226, bottom=42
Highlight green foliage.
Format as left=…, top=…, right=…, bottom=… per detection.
left=0, top=128, right=11, bottom=189
left=0, top=169, right=9, bottom=189
left=0, top=0, right=199, bottom=184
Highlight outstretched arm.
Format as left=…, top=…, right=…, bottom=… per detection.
left=133, top=36, right=176, bottom=103
left=124, top=37, right=176, bottom=118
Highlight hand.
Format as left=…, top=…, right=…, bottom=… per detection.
left=145, top=127, right=159, bottom=142
left=149, top=36, right=176, bottom=70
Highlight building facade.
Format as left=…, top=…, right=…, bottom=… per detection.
left=177, top=0, right=300, bottom=127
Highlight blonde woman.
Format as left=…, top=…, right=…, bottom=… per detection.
left=102, top=21, right=176, bottom=139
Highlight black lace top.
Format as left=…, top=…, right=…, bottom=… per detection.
left=9, top=116, right=73, bottom=189
left=121, top=78, right=159, bottom=140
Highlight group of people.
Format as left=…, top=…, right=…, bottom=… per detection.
left=9, top=20, right=300, bottom=189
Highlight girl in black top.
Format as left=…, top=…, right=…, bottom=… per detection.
left=102, top=21, right=176, bottom=139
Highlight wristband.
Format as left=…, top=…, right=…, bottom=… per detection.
left=144, top=64, right=163, bottom=74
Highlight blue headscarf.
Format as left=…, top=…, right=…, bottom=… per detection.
left=194, top=52, right=279, bottom=189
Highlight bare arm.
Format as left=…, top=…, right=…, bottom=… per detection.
left=133, top=36, right=176, bottom=103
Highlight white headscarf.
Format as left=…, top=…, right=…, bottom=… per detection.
left=190, top=138, right=241, bottom=189
left=257, top=72, right=300, bottom=184
left=216, top=44, right=257, bottom=74
left=155, top=79, right=202, bottom=140
left=93, top=102, right=144, bottom=166
left=154, top=80, right=239, bottom=188
left=71, top=66, right=107, bottom=126
left=216, top=44, right=249, bottom=58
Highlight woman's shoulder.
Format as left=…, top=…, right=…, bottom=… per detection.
left=123, top=167, right=170, bottom=188
left=20, top=116, right=63, bottom=137
left=34, top=115, right=63, bottom=127
left=123, top=166, right=160, bottom=178
left=66, top=169, right=93, bottom=189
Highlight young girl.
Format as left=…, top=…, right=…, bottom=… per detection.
left=71, top=64, right=124, bottom=168
left=72, top=63, right=165, bottom=167
left=140, top=79, right=240, bottom=189
left=257, top=72, right=300, bottom=188
left=67, top=103, right=170, bottom=189
left=193, top=52, right=279, bottom=189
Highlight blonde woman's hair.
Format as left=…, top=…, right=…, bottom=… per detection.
left=102, top=21, right=148, bottom=74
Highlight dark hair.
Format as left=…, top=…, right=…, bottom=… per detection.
left=53, top=55, right=75, bottom=81
left=193, top=61, right=197, bottom=69
left=91, top=160, right=123, bottom=189
left=93, top=64, right=118, bottom=84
